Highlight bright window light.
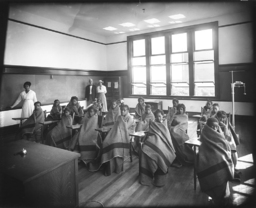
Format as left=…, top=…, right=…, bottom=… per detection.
left=119, top=22, right=135, bottom=27
left=103, top=26, right=117, bottom=31
left=144, top=18, right=160, bottom=24
left=114, top=32, right=125, bottom=34
left=169, top=14, right=186, bottom=19
left=129, top=28, right=140, bottom=31
left=170, top=21, right=182, bottom=24
left=147, top=24, right=160, bottom=28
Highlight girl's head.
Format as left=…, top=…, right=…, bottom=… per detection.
left=121, top=105, right=129, bottom=117
left=71, top=96, right=78, bottom=105
left=88, top=107, right=97, bottom=117
left=34, top=101, right=41, bottom=110
left=212, top=103, right=220, bottom=114
left=207, top=117, right=219, bottom=131
left=138, top=97, right=144, bottom=105
left=216, top=110, right=227, bottom=123
left=54, top=99, right=60, bottom=106
left=154, top=109, right=164, bottom=123
left=112, top=100, right=118, bottom=109
left=145, top=104, right=152, bottom=114
left=64, top=108, right=71, bottom=116
left=177, top=103, right=186, bottom=114
left=206, top=100, right=213, bottom=109
left=172, top=98, right=179, bottom=108
left=23, top=81, right=31, bottom=91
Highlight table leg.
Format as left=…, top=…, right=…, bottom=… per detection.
left=130, top=137, right=133, bottom=162
left=194, top=145, right=197, bottom=191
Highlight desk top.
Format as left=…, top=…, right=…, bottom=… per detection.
left=185, top=137, right=201, bottom=146
left=192, top=115, right=202, bottom=118
left=95, top=127, right=112, bottom=133
left=130, top=131, right=146, bottom=137
left=2, top=140, right=80, bottom=184
left=67, top=124, right=82, bottom=129
left=40, top=120, right=59, bottom=125
left=12, top=117, right=29, bottom=120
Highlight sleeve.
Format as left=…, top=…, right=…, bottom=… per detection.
left=11, top=92, right=23, bottom=107
left=33, top=91, right=37, bottom=103
left=104, top=86, right=107, bottom=94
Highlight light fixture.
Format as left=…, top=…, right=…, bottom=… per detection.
left=114, top=32, right=125, bottom=34
left=144, top=18, right=160, bottom=24
left=169, top=14, right=186, bottom=19
left=119, top=22, right=135, bottom=27
left=129, top=28, right=140, bottom=31
left=103, top=26, right=117, bottom=31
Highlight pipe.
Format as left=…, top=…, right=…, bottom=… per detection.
left=231, top=82, right=235, bottom=128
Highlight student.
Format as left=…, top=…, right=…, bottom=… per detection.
left=135, top=104, right=155, bottom=132
left=46, top=99, right=62, bottom=121
left=70, top=107, right=101, bottom=165
left=172, top=98, right=179, bottom=114
left=10, top=81, right=37, bottom=118
left=210, top=103, right=220, bottom=118
left=20, top=101, right=44, bottom=142
left=97, top=80, right=108, bottom=112
left=202, top=100, right=213, bottom=118
left=168, top=104, right=194, bottom=168
left=135, top=97, right=146, bottom=120
left=89, top=105, right=135, bottom=175
left=197, top=117, right=234, bottom=205
left=45, top=108, right=73, bottom=149
left=139, top=109, right=176, bottom=187
left=92, top=97, right=103, bottom=116
left=66, top=96, right=84, bottom=123
left=102, top=100, right=121, bottom=127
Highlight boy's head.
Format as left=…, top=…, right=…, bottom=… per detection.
left=212, top=103, right=219, bottom=114
left=216, top=110, right=227, bottom=123
left=145, top=104, right=152, bottom=114
left=154, top=109, right=164, bottom=123
left=205, top=100, right=213, bottom=109
left=206, top=117, right=219, bottom=131
left=138, top=97, right=144, bottom=105
left=64, top=108, right=71, bottom=116
left=34, top=101, right=41, bottom=110
left=112, top=100, right=118, bottom=109
left=172, top=98, right=179, bottom=108
left=88, top=107, right=97, bottom=117
left=71, top=96, right=78, bottom=105
left=121, top=105, right=129, bottom=117
left=54, top=99, right=60, bottom=106
left=177, top=103, right=186, bottom=114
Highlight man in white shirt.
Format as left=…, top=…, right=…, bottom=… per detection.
left=85, top=78, right=97, bottom=106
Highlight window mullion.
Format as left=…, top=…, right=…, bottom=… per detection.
left=188, top=30, right=194, bottom=96
left=165, top=34, right=171, bottom=96
left=146, top=37, right=151, bottom=96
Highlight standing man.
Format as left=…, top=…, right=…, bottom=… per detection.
left=85, top=78, right=97, bottom=106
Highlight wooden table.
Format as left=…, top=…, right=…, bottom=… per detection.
left=129, top=131, right=147, bottom=163
left=12, top=117, right=29, bottom=126
left=1, top=140, right=80, bottom=207
left=95, top=127, right=112, bottom=140
left=185, top=137, right=201, bottom=191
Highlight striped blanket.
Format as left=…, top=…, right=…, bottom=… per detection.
left=168, top=114, right=194, bottom=163
left=140, top=120, right=176, bottom=186
left=89, top=115, right=133, bottom=174
left=197, top=124, right=234, bottom=203
left=102, top=104, right=120, bottom=127
left=45, top=115, right=72, bottom=149
left=135, top=103, right=145, bottom=119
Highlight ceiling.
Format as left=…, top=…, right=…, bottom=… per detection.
left=10, top=2, right=252, bottom=37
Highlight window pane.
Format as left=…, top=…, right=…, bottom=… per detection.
left=171, top=53, right=188, bottom=63
left=171, top=83, right=189, bottom=96
left=195, top=29, right=212, bottom=50
left=150, top=66, right=166, bottom=82
left=132, top=57, right=146, bottom=66
left=194, top=50, right=214, bottom=61
left=194, top=62, right=214, bottom=82
left=172, top=33, right=187, bottom=53
left=151, top=36, right=165, bottom=55
left=132, top=67, right=146, bottom=82
left=195, top=83, right=215, bottom=96
left=132, top=84, right=146, bottom=95
left=133, top=39, right=145, bottom=56
left=151, top=55, right=166, bottom=65
left=171, top=64, right=189, bottom=82
left=151, top=85, right=166, bottom=95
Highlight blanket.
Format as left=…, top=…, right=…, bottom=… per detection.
left=46, top=105, right=62, bottom=120
left=89, top=115, right=134, bottom=173
left=45, top=115, right=72, bottom=149
left=140, top=120, right=176, bottom=186
left=197, top=124, right=234, bottom=203
left=135, top=111, right=155, bottom=132
left=102, top=104, right=120, bottom=127
left=135, top=103, right=145, bottom=119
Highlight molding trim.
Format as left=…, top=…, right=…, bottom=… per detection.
left=219, top=21, right=253, bottom=28
left=219, top=63, right=255, bottom=72
left=3, top=65, right=129, bottom=76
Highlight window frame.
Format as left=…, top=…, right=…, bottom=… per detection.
left=127, top=21, right=219, bottom=100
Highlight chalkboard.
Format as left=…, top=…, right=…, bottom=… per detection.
left=0, top=74, right=104, bottom=111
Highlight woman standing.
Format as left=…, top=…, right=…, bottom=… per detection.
left=10, top=81, right=37, bottom=118
left=96, top=80, right=108, bottom=112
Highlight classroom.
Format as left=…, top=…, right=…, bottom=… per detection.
left=0, top=1, right=255, bottom=207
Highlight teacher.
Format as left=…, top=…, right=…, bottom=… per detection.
left=96, top=80, right=108, bottom=112
left=85, top=78, right=97, bottom=106
left=10, top=81, right=37, bottom=118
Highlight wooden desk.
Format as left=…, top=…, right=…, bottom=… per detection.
left=129, top=131, right=147, bottom=163
left=67, top=124, right=82, bottom=138
left=192, top=114, right=202, bottom=118
left=40, top=120, right=60, bottom=144
left=185, top=137, right=201, bottom=191
left=95, top=127, right=112, bottom=140
left=12, top=117, right=29, bottom=126
left=2, top=140, right=80, bottom=207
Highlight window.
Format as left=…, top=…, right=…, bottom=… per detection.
left=128, top=22, right=218, bottom=98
